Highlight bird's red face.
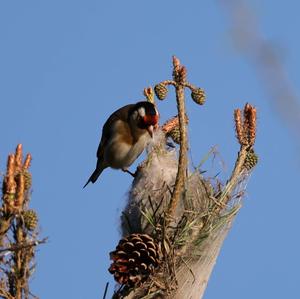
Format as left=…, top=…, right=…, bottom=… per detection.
left=134, top=102, right=159, bottom=138
left=141, top=114, right=159, bottom=137
left=131, top=101, right=159, bottom=137
left=141, top=114, right=159, bottom=127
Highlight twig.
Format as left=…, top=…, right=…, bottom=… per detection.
left=180, top=257, right=196, bottom=284
left=0, top=238, right=48, bottom=255
left=102, top=282, right=109, bottom=299
left=218, top=146, right=248, bottom=205
left=167, top=56, right=188, bottom=218
left=0, top=288, right=15, bottom=299
left=217, top=103, right=257, bottom=207
left=0, top=144, right=42, bottom=299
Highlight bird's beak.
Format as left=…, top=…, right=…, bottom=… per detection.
left=147, top=125, right=154, bottom=138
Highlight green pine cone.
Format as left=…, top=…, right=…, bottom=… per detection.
left=23, top=171, right=32, bottom=191
left=23, top=209, right=38, bottom=231
left=244, top=150, right=259, bottom=170
left=168, top=127, right=181, bottom=144
left=191, top=88, right=206, bottom=105
left=154, top=83, right=168, bottom=100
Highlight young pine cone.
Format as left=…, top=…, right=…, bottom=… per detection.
left=167, top=126, right=181, bottom=144
left=23, top=209, right=38, bottom=231
left=244, top=149, right=258, bottom=170
left=191, top=88, right=206, bottom=105
left=108, top=233, right=160, bottom=286
left=154, top=83, right=168, bottom=100
left=23, top=171, right=32, bottom=191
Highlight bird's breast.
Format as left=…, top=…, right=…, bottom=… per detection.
left=104, top=126, right=150, bottom=169
left=124, top=132, right=150, bottom=167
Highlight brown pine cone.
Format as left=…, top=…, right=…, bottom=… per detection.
left=108, top=233, right=160, bottom=286
left=154, top=83, right=168, bottom=100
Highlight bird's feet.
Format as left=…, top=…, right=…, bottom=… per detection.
left=122, top=168, right=137, bottom=177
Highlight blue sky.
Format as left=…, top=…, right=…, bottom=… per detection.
left=1, top=1, right=299, bottom=298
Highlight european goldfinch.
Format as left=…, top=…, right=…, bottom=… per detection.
left=84, top=101, right=159, bottom=187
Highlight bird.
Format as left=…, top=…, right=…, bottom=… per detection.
left=83, top=101, right=159, bottom=188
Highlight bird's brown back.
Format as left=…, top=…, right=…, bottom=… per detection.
left=96, top=104, right=135, bottom=159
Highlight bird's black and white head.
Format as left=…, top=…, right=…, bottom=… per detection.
left=129, top=101, right=159, bottom=138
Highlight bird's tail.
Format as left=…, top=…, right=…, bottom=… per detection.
left=83, top=163, right=105, bottom=188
